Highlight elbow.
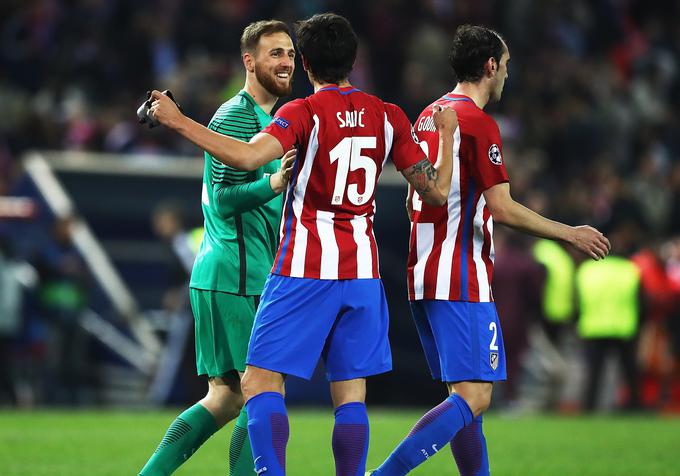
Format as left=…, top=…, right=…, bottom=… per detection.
left=421, top=190, right=447, bottom=207
left=488, top=204, right=510, bottom=225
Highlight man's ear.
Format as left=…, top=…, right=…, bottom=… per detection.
left=301, top=55, right=309, bottom=72
left=243, top=52, right=255, bottom=73
left=485, top=57, right=497, bottom=77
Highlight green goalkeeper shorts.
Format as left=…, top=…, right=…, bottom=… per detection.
left=189, top=288, right=258, bottom=377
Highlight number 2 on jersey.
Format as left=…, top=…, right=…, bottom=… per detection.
left=329, top=136, right=377, bottom=206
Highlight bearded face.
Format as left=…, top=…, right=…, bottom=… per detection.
left=255, top=60, right=293, bottom=97
left=251, top=32, right=295, bottom=98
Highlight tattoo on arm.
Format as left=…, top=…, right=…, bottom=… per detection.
left=403, top=158, right=437, bottom=195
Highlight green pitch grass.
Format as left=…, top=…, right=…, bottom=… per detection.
left=1, top=409, right=678, bottom=475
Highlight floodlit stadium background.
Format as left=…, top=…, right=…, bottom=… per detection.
left=1, top=1, right=680, bottom=474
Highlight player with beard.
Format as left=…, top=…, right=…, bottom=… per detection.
left=137, top=20, right=296, bottom=476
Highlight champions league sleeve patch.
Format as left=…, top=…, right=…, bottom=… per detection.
left=273, top=116, right=289, bottom=129
left=488, top=144, right=502, bottom=165
left=410, top=126, right=420, bottom=144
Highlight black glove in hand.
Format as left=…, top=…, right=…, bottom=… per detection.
left=137, top=90, right=181, bottom=129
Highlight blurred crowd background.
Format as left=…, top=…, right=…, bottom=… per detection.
left=1, top=0, right=680, bottom=412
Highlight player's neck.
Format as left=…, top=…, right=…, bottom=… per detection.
left=243, top=77, right=279, bottom=114
left=313, top=78, right=352, bottom=92
left=452, top=83, right=490, bottom=109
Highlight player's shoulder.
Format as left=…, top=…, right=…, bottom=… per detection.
left=210, top=94, right=257, bottom=124
left=275, top=97, right=311, bottom=117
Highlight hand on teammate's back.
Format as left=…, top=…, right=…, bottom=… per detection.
left=432, top=105, right=458, bottom=131
left=269, top=149, right=296, bottom=193
left=569, top=225, right=611, bottom=260
left=149, top=89, right=183, bottom=129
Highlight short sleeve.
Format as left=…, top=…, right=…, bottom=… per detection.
left=471, top=117, right=509, bottom=191
left=261, top=99, right=311, bottom=153
left=385, top=103, right=427, bottom=171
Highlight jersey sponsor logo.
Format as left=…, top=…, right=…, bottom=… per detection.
left=490, top=351, right=499, bottom=371
left=273, top=116, right=289, bottom=129
left=488, top=144, right=502, bottom=165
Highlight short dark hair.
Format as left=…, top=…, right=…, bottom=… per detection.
left=240, top=20, right=291, bottom=55
left=295, top=13, right=357, bottom=84
left=448, top=25, right=506, bottom=83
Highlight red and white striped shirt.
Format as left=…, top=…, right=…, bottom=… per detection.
left=407, top=94, right=509, bottom=302
left=263, top=85, right=423, bottom=280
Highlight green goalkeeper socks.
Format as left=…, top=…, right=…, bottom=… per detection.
left=138, top=403, right=218, bottom=476
left=229, top=408, right=256, bottom=475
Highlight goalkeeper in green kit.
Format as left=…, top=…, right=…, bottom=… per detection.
left=138, top=20, right=296, bottom=476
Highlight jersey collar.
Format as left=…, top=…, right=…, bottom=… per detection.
left=442, top=93, right=474, bottom=103
left=318, top=84, right=361, bottom=95
left=239, top=90, right=269, bottom=117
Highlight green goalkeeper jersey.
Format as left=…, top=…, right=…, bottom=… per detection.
left=189, top=90, right=282, bottom=296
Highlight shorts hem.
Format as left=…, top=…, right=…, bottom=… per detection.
left=326, top=365, right=393, bottom=382
left=439, top=373, right=507, bottom=383
left=246, top=360, right=313, bottom=381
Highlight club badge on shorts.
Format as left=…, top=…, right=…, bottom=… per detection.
left=490, top=351, right=499, bottom=371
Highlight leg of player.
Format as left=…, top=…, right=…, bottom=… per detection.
left=370, top=389, right=475, bottom=476
left=229, top=375, right=256, bottom=476
left=138, top=375, right=243, bottom=476
left=448, top=381, right=493, bottom=476
left=330, top=379, right=370, bottom=476
left=241, top=365, right=287, bottom=476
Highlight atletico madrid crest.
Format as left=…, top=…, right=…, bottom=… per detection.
left=490, top=352, right=499, bottom=371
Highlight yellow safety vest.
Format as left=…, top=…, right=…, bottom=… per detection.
left=576, top=256, right=640, bottom=339
left=533, top=240, right=575, bottom=323
left=188, top=227, right=205, bottom=255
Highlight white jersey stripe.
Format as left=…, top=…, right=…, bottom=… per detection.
left=352, top=215, right=373, bottom=278
left=383, top=112, right=394, bottom=163
left=472, top=195, right=490, bottom=301
left=317, top=210, right=339, bottom=279
left=435, top=127, right=462, bottom=299
left=289, top=115, right=320, bottom=277
left=413, top=222, right=434, bottom=299
left=487, top=217, right=495, bottom=263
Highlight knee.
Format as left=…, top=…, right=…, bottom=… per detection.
left=453, top=385, right=493, bottom=417
left=204, top=386, right=243, bottom=423
left=241, top=367, right=284, bottom=402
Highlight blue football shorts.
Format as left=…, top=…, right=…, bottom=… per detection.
left=246, top=274, right=392, bottom=381
left=410, top=300, right=507, bottom=382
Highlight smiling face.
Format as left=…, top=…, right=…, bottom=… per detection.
left=251, top=31, right=295, bottom=97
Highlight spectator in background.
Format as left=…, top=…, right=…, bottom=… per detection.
left=33, top=216, right=90, bottom=405
left=0, top=237, right=22, bottom=405
left=632, top=239, right=679, bottom=408
left=532, top=238, right=576, bottom=410
left=492, top=228, right=545, bottom=407
left=577, top=220, right=643, bottom=412
left=151, top=201, right=195, bottom=311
